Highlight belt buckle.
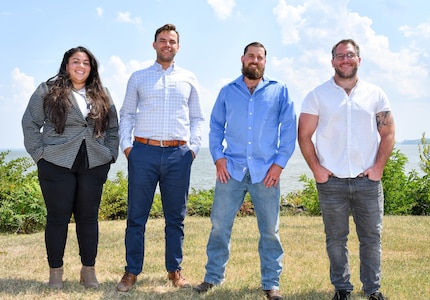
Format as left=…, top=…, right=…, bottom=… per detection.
left=159, top=140, right=167, bottom=147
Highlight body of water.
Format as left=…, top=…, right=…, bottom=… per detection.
left=3, top=144, right=424, bottom=196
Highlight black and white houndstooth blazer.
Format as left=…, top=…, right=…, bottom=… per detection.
left=22, top=82, right=119, bottom=169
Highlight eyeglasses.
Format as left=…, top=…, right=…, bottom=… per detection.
left=333, top=52, right=357, bottom=60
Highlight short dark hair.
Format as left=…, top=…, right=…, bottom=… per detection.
left=244, top=42, right=267, bottom=56
left=331, top=39, right=360, bottom=58
left=154, top=23, right=179, bottom=43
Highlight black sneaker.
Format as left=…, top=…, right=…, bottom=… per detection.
left=369, top=291, right=387, bottom=300
left=332, top=290, right=351, bottom=300
left=193, top=281, right=214, bottom=294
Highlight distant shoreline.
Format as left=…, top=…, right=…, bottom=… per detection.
left=398, top=138, right=430, bottom=145
left=1, top=140, right=428, bottom=152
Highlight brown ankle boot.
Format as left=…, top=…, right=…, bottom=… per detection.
left=80, top=266, right=99, bottom=288
left=168, top=270, right=191, bottom=288
left=48, top=266, right=63, bottom=289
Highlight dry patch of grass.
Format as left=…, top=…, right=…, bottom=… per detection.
left=0, top=216, right=429, bottom=299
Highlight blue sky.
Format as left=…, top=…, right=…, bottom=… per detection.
left=1, top=0, right=429, bottom=149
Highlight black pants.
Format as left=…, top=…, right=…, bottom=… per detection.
left=37, top=142, right=110, bottom=268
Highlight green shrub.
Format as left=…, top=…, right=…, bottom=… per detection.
left=382, top=148, right=410, bottom=214
left=187, top=188, right=214, bottom=217
left=2, top=134, right=430, bottom=235
left=386, top=133, right=430, bottom=215
left=0, top=151, right=45, bottom=233
left=99, top=171, right=128, bottom=220
left=418, top=133, right=430, bottom=175
left=296, top=174, right=320, bottom=216
left=290, top=135, right=430, bottom=216
left=407, top=133, right=430, bottom=215
left=150, top=194, right=163, bottom=218
left=99, top=171, right=165, bottom=220
left=405, top=170, right=430, bottom=215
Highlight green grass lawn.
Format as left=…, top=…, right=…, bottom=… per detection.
left=0, top=215, right=428, bottom=299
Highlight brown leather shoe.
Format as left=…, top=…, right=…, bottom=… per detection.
left=264, top=289, right=283, bottom=300
left=116, top=271, right=137, bottom=292
left=168, top=270, right=191, bottom=288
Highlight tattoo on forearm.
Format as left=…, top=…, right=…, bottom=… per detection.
left=376, top=111, right=391, bottom=129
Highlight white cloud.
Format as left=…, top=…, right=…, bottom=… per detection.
left=1, top=0, right=429, bottom=148
left=96, top=7, right=103, bottom=18
left=208, top=0, right=236, bottom=20
left=399, top=22, right=430, bottom=38
left=272, top=0, right=430, bottom=102
left=269, top=0, right=430, bottom=141
left=115, top=11, right=142, bottom=25
left=0, top=69, right=35, bottom=149
left=273, top=0, right=307, bottom=45
left=11, top=68, right=35, bottom=111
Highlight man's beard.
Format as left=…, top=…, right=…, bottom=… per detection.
left=334, top=65, right=358, bottom=79
left=242, top=63, right=265, bottom=80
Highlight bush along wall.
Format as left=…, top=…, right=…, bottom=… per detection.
left=0, top=133, right=428, bottom=234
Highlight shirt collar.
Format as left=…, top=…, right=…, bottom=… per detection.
left=330, top=76, right=361, bottom=89
left=152, top=61, right=176, bottom=72
left=232, top=74, right=273, bottom=88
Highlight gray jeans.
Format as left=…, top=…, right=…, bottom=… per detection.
left=317, top=175, right=384, bottom=295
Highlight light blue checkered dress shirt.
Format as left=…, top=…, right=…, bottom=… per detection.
left=119, top=61, right=204, bottom=155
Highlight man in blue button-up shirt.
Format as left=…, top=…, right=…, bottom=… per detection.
left=194, top=42, right=296, bottom=300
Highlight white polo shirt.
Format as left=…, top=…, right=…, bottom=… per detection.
left=301, top=77, right=391, bottom=178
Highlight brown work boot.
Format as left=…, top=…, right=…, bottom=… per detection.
left=48, top=266, right=64, bottom=289
left=116, top=271, right=137, bottom=292
left=80, top=266, right=99, bottom=288
left=194, top=281, right=214, bottom=294
left=168, top=270, right=191, bottom=288
left=264, top=289, right=283, bottom=300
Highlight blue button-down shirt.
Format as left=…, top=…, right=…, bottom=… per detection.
left=209, top=75, right=297, bottom=184
left=119, top=62, right=205, bottom=154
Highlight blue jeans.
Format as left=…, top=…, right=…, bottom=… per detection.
left=317, top=176, right=384, bottom=295
left=204, top=171, right=283, bottom=291
left=124, top=142, right=193, bottom=275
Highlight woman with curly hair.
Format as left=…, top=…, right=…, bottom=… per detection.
left=22, top=46, right=119, bottom=289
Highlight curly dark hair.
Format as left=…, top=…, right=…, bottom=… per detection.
left=43, top=46, right=110, bottom=136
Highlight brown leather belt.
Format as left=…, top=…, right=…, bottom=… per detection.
left=135, top=137, right=186, bottom=147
